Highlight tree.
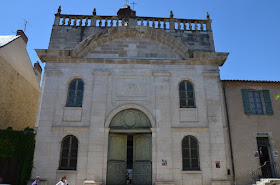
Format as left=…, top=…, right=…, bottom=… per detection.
left=276, top=93, right=280, bottom=100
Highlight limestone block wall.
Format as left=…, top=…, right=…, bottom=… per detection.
left=33, top=61, right=231, bottom=185
left=48, top=25, right=214, bottom=52
left=0, top=56, right=39, bottom=130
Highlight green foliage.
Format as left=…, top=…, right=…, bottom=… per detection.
left=0, top=127, right=36, bottom=185
left=276, top=93, right=280, bottom=100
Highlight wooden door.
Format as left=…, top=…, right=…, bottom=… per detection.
left=107, top=134, right=127, bottom=185
left=133, top=134, right=152, bottom=185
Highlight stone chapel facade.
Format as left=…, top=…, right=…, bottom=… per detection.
left=32, top=6, right=233, bottom=185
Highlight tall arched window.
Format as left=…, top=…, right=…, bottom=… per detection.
left=66, top=79, right=84, bottom=107
left=59, top=135, right=78, bottom=170
left=179, top=81, right=195, bottom=108
left=182, top=135, right=200, bottom=170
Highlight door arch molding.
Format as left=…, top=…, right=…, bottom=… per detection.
left=105, top=104, right=156, bottom=128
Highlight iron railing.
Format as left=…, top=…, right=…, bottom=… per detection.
left=250, top=161, right=280, bottom=183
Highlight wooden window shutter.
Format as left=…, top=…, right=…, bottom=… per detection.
left=241, top=89, right=252, bottom=114
left=263, top=90, right=274, bottom=115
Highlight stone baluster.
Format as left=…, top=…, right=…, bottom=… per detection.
left=152, top=19, right=155, bottom=28
left=68, top=18, right=72, bottom=26
left=141, top=19, right=144, bottom=26
left=116, top=19, right=119, bottom=26
left=62, top=17, right=66, bottom=25
left=110, top=19, right=113, bottom=27
left=189, top=22, right=192, bottom=30
left=158, top=20, right=161, bottom=28
left=99, top=18, right=102, bottom=27
left=178, top=21, right=181, bottom=30
left=74, top=17, right=77, bottom=26
left=195, top=21, right=198, bottom=30
left=184, top=22, right=187, bottom=30
left=79, top=18, right=83, bottom=26
left=200, top=22, right=204, bottom=30
left=85, top=17, right=88, bottom=26
left=147, top=19, right=150, bottom=27
left=105, top=19, right=108, bottom=27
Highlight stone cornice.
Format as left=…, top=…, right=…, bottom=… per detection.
left=36, top=49, right=229, bottom=66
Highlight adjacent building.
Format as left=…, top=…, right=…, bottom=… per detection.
left=222, top=80, right=280, bottom=185
left=0, top=30, right=42, bottom=130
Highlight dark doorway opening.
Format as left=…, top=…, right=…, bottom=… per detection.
left=127, top=135, right=133, bottom=169
left=257, top=137, right=273, bottom=178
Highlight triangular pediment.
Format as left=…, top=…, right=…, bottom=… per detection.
left=84, top=37, right=182, bottom=60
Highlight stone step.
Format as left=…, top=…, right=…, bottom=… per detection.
left=254, top=178, right=280, bottom=185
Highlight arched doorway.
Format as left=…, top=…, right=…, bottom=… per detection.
left=106, top=109, right=152, bottom=185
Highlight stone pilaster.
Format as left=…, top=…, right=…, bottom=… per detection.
left=86, top=71, right=110, bottom=182
left=153, top=72, right=174, bottom=182
left=203, top=72, right=229, bottom=184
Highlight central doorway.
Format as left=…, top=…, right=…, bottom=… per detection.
left=106, top=109, right=152, bottom=185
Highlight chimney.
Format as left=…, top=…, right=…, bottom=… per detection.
left=16, top=30, right=28, bottom=44
left=33, top=61, right=42, bottom=82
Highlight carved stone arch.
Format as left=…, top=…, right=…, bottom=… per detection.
left=73, top=26, right=190, bottom=59
left=110, top=109, right=151, bottom=129
left=177, top=78, right=195, bottom=87
left=59, top=133, right=80, bottom=144
left=105, top=104, right=156, bottom=128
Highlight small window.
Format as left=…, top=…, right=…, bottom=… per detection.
left=182, top=135, right=200, bottom=170
left=179, top=81, right=195, bottom=108
left=66, top=79, right=84, bottom=107
left=59, top=135, right=78, bottom=170
left=248, top=91, right=264, bottom=114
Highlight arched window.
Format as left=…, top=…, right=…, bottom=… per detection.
left=66, top=79, right=84, bottom=107
left=182, top=135, right=199, bottom=170
left=179, top=80, right=195, bottom=108
left=59, top=135, right=78, bottom=170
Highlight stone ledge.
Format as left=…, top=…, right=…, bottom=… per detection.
left=154, top=182, right=175, bottom=185
left=211, top=180, right=231, bottom=185
left=83, top=180, right=103, bottom=185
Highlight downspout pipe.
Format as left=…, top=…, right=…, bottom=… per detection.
left=222, top=82, right=236, bottom=185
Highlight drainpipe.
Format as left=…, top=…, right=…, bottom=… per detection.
left=222, top=83, right=236, bottom=185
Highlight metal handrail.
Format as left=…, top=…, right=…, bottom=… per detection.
left=250, top=161, right=280, bottom=183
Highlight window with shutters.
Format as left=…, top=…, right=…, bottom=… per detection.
left=241, top=89, right=274, bottom=115
left=59, top=135, right=78, bottom=170
left=248, top=91, right=264, bottom=114
left=182, top=136, right=200, bottom=170
left=179, top=81, right=196, bottom=108
left=66, top=79, right=84, bottom=107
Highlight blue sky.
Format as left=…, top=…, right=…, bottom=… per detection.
left=1, top=0, right=279, bottom=81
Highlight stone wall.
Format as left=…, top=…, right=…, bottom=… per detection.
left=0, top=57, right=39, bottom=130
left=32, top=62, right=231, bottom=185
left=48, top=26, right=214, bottom=52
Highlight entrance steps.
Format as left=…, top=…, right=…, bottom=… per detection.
left=253, top=178, right=280, bottom=185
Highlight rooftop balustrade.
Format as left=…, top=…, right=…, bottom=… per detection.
left=53, top=8, right=212, bottom=32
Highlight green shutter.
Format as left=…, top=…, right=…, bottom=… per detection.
left=263, top=90, right=274, bottom=115
left=241, top=89, right=252, bottom=115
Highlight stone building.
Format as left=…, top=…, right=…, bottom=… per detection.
left=222, top=80, right=280, bottom=185
left=0, top=30, right=41, bottom=130
left=32, top=5, right=233, bottom=185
